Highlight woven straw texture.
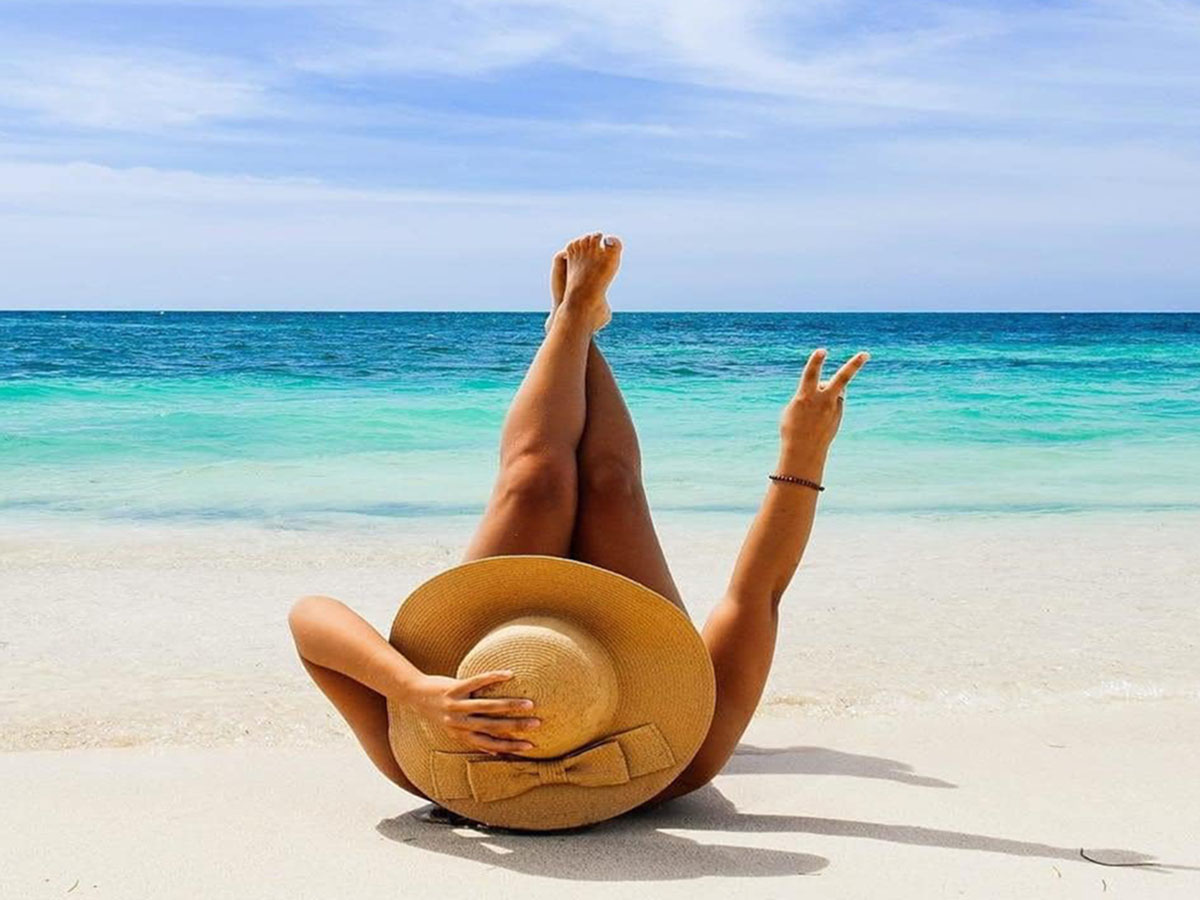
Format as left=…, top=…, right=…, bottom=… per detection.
left=387, top=555, right=716, bottom=831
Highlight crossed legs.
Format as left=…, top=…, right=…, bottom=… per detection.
left=568, top=341, right=682, bottom=606
left=461, top=297, right=593, bottom=560
left=294, top=234, right=770, bottom=800
left=464, top=235, right=797, bottom=798
left=464, top=237, right=681, bottom=609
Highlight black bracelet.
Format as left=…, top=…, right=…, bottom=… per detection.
left=768, top=473, right=825, bottom=491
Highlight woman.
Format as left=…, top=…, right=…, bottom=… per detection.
left=288, top=232, right=868, bottom=821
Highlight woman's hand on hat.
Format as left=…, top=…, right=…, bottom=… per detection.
left=409, top=670, right=539, bottom=755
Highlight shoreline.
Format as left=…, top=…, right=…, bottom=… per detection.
left=3, top=510, right=1198, bottom=751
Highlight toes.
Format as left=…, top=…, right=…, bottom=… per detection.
left=565, top=231, right=614, bottom=257
left=602, top=234, right=622, bottom=253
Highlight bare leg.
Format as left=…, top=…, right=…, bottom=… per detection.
left=542, top=245, right=683, bottom=608
left=464, top=233, right=619, bottom=560
left=571, top=340, right=685, bottom=610
left=541, top=244, right=683, bottom=607
left=288, top=237, right=622, bottom=798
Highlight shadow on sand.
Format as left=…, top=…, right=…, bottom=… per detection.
left=375, top=744, right=1193, bottom=882
left=722, top=743, right=958, bottom=788
left=377, top=787, right=829, bottom=881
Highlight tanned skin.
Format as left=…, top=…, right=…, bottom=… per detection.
left=287, top=232, right=869, bottom=804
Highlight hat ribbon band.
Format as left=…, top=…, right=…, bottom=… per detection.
left=429, top=723, right=675, bottom=803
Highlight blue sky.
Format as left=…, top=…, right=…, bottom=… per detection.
left=1, top=1, right=1198, bottom=310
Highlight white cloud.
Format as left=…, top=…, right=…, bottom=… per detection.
left=296, top=0, right=980, bottom=112
left=0, top=52, right=266, bottom=130
left=291, top=0, right=1200, bottom=127
left=552, top=0, right=988, bottom=109
left=4, top=1, right=1198, bottom=139
left=0, top=2, right=1197, bottom=309
left=1, top=158, right=1196, bottom=310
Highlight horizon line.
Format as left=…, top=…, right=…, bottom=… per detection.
left=2, top=308, right=1198, bottom=315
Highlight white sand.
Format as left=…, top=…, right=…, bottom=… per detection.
left=3, top=701, right=1198, bottom=899
left=2, top=512, right=1199, bottom=896
left=2, top=512, right=1198, bottom=748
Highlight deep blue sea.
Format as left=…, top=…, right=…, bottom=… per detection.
left=2, top=311, right=1198, bottom=527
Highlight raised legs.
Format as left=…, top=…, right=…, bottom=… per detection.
left=570, top=341, right=683, bottom=608
left=463, top=235, right=682, bottom=611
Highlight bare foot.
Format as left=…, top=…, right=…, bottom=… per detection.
left=546, top=249, right=568, bottom=332
left=548, top=232, right=619, bottom=333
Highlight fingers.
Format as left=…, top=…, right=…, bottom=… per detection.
left=797, top=348, right=870, bottom=399
left=449, top=697, right=534, bottom=716
left=446, top=712, right=539, bottom=755
left=449, top=670, right=513, bottom=698
left=464, top=732, right=535, bottom=755
left=456, top=714, right=541, bottom=738
left=827, top=351, right=870, bottom=394
left=797, top=348, right=826, bottom=396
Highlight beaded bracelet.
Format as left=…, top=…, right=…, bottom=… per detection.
left=768, top=473, right=825, bottom=492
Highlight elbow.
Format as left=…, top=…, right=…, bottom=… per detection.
left=765, top=576, right=791, bottom=611
left=287, top=594, right=335, bottom=650
left=287, top=594, right=316, bottom=634
left=723, top=584, right=784, bottom=617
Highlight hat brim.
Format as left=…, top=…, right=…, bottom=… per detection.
left=387, top=555, right=716, bottom=831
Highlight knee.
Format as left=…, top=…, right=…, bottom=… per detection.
left=579, top=453, right=642, bottom=501
left=498, top=452, right=575, bottom=511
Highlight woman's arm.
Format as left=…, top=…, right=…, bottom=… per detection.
left=722, top=353, right=852, bottom=606
left=288, top=595, right=540, bottom=791
left=289, top=594, right=427, bottom=700
left=656, top=348, right=869, bottom=800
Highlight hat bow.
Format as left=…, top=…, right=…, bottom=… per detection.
left=429, top=723, right=675, bottom=803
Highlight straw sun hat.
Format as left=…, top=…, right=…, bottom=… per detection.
left=387, top=555, right=716, bottom=831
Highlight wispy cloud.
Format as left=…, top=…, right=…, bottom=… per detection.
left=3, top=156, right=1196, bottom=310
left=0, top=50, right=267, bottom=130
left=0, top=0, right=1197, bottom=308
left=290, top=1, right=1200, bottom=120
left=298, top=1, right=984, bottom=111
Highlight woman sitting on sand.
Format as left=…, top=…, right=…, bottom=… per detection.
left=288, top=232, right=869, bottom=830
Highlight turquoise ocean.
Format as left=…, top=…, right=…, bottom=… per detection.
left=3, top=311, right=1199, bottom=527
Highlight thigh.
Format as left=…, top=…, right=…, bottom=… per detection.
left=570, top=481, right=686, bottom=613
left=462, top=457, right=577, bottom=562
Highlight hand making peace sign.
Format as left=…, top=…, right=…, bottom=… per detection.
left=779, top=348, right=870, bottom=457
